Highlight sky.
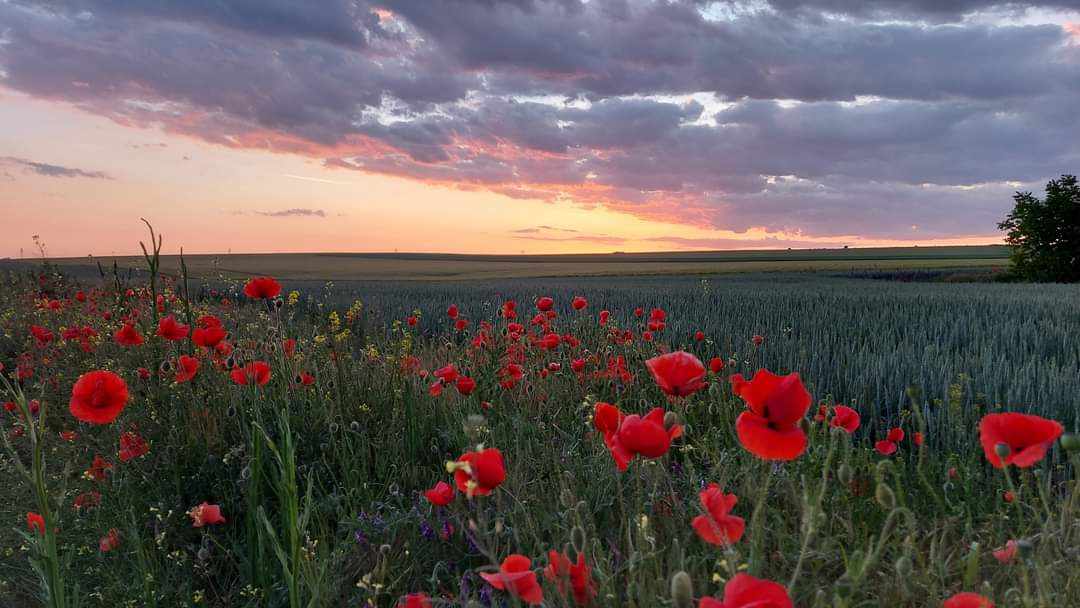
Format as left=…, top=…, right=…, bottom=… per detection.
left=1, top=0, right=1079, bottom=257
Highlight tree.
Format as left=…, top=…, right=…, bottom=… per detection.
left=997, top=174, right=1080, bottom=282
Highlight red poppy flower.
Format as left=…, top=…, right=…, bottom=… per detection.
left=283, top=338, right=297, bottom=357
left=424, top=481, right=455, bottom=506
left=243, top=277, right=281, bottom=299
left=27, top=512, right=46, bottom=535
left=429, top=381, right=444, bottom=397
left=99, top=528, right=121, bottom=552
left=709, top=357, right=725, bottom=373
left=593, top=402, right=623, bottom=436
left=30, top=324, right=54, bottom=346
left=119, top=431, right=149, bottom=462
left=231, top=361, right=271, bottom=386
left=943, top=592, right=994, bottom=608
left=398, top=593, right=432, bottom=608
left=993, top=540, right=1018, bottom=564
left=887, top=427, right=905, bottom=443
left=137, top=367, right=151, bottom=380
left=536, top=297, right=554, bottom=312
left=538, top=333, right=560, bottom=350
left=69, top=370, right=129, bottom=424
left=455, top=376, right=476, bottom=396
left=499, top=363, right=524, bottom=389
left=188, top=502, right=226, bottom=527
left=175, top=355, right=199, bottom=383
left=451, top=448, right=506, bottom=497
left=914, top=432, right=924, bottom=447
left=447, top=304, right=459, bottom=319
left=830, top=406, right=860, bottom=433
left=156, top=315, right=189, bottom=341
left=86, top=455, right=112, bottom=481
left=480, top=554, right=543, bottom=605
left=698, top=573, right=793, bottom=608
left=571, top=358, right=585, bottom=373
left=74, top=491, right=102, bottom=511
left=434, top=364, right=459, bottom=384
left=694, top=330, right=705, bottom=342
left=979, top=412, right=1063, bottom=468
left=571, top=296, right=587, bottom=310
left=606, top=408, right=683, bottom=471
left=192, top=324, right=226, bottom=348
left=875, top=440, right=897, bottom=456
left=114, top=323, right=144, bottom=347
left=731, top=369, right=811, bottom=461
left=646, top=351, right=706, bottom=397
left=692, top=483, right=746, bottom=546
left=1003, top=490, right=1015, bottom=503
left=751, top=334, right=765, bottom=346
left=599, top=310, right=610, bottom=325
left=545, top=550, right=596, bottom=606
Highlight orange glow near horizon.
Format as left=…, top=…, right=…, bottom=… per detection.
left=0, top=91, right=1003, bottom=259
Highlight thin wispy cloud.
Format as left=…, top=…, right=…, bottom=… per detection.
left=1, top=156, right=112, bottom=180
left=246, top=208, right=328, bottom=218
left=282, top=174, right=352, bottom=185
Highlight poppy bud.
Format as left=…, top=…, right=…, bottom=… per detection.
left=226, top=406, right=237, bottom=418
left=799, top=417, right=812, bottom=435
left=240, top=465, right=251, bottom=480
left=894, top=555, right=913, bottom=577
left=1061, top=433, right=1080, bottom=453
left=670, top=571, right=694, bottom=608
left=350, top=421, right=360, bottom=432
left=663, top=411, right=680, bottom=430
left=875, top=483, right=896, bottom=510
left=905, top=384, right=923, bottom=403
left=1016, top=539, right=1034, bottom=558
left=838, top=463, right=854, bottom=486
left=494, top=519, right=504, bottom=534
left=571, top=525, right=587, bottom=554
left=560, top=489, right=575, bottom=509
left=994, top=442, right=1011, bottom=460
left=329, top=422, right=339, bottom=434
left=159, top=359, right=173, bottom=373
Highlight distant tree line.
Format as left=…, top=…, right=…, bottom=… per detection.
left=998, top=174, right=1080, bottom=282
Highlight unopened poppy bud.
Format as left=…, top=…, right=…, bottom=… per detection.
left=349, top=421, right=360, bottom=432
left=1061, top=433, right=1080, bottom=453
left=1016, top=539, right=1034, bottom=558
left=663, top=411, right=680, bottom=430
left=994, top=442, right=1011, bottom=459
left=905, top=385, right=923, bottom=403
left=560, top=489, right=574, bottom=509
left=494, top=518, right=504, bottom=534
left=837, top=463, right=854, bottom=486
left=875, top=483, right=896, bottom=509
left=799, top=418, right=812, bottom=435
left=670, top=571, right=694, bottom=608
left=894, top=555, right=913, bottom=577
left=329, top=422, right=339, bottom=434
left=571, top=525, right=587, bottom=554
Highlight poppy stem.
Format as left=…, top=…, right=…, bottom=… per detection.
left=788, top=427, right=839, bottom=593
left=747, top=461, right=773, bottom=576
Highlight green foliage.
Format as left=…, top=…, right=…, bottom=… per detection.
left=1, top=262, right=1079, bottom=607
left=998, top=174, right=1080, bottom=282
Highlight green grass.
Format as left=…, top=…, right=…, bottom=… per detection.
left=17, top=244, right=1011, bottom=281
left=1, top=250, right=1078, bottom=608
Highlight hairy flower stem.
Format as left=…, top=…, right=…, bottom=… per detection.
left=788, top=429, right=838, bottom=593
left=748, top=462, right=773, bottom=576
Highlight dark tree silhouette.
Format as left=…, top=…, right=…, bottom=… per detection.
left=998, top=175, right=1080, bottom=282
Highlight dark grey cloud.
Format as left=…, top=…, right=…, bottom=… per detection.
left=1, top=0, right=1078, bottom=240
left=0, top=156, right=112, bottom=179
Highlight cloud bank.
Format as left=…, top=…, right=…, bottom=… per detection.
left=2, top=0, right=1078, bottom=240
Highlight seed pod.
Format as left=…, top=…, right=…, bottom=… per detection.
left=837, top=463, right=854, bottom=486
left=994, top=442, right=1011, bottom=459
left=1061, top=433, right=1080, bottom=453
left=670, top=571, right=694, bottom=608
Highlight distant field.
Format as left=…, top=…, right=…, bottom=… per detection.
left=19, top=245, right=1010, bottom=281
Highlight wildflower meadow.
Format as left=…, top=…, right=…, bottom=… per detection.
left=1, top=226, right=1078, bottom=608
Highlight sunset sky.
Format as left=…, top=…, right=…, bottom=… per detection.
left=2, top=0, right=1079, bottom=257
